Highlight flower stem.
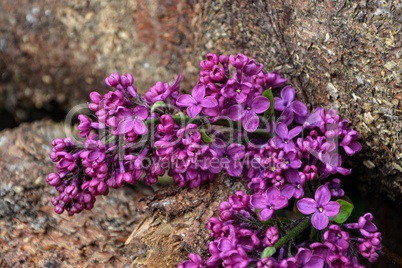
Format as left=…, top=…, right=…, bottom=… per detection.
left=274, top=216, right=311, bottom=250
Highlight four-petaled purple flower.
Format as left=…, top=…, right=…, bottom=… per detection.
left=227, top=95, right=270, bottom=132
left=250, top=187, right=288, bottom=221
left=176, top=83, right=218, bottom=118
left=281, top=169, right=306, bottom=199
left=221, top=79, right=252, bottom=104
left=324, top=224, right=350, bottom=251
left=272, top=122, right=302, bottom=152
left=116, top=105, right=149, bottom=135
left=209, top=138, right=245, bottom=177
left=274, top=86, right=308, bottom=124
left=297, top=185, right=341, bottom=230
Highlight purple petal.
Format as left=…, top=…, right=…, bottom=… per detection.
left=294, top=187, right=305, bottom=199
left=312, top=212, right=329, bottom=230
left=87, top=150, right=101, bottom=161
left=281, top=185, right=296, bottom=199
left=364, top=221, right=377, bottom=232
left=285, top=169, right=299, bottom=184
left=227, top=143, right=245, bottom=159
left=259, top=208, right=274, bottom=221
left=288, top=126, right=302, bottom=139
left=274, top=98, right=285, bottom=111
left=275, top=123, right=288, bottom=139
left=315, top=185, right=331, bottom=206
left=303, top=108, right=324, bottom=129
left=297, top=198, right=317, bottom=215
left=271, top=136, right=284, bottom=149
left=251, top=96, right=270, bottom=114
left=187, top=105, right=203, bottom=118
left=281, top=86, right=295, bottom=103
left=133, top=119, right=148, bottom=135
left=210, top=138, right=226, bottom=157
left=176, top=94, right=196, bottom=107
left=291, top=101, right=308, bottom=116
left=337, top=166, right=351, bottom=176
left=226, top=159, right=243, bottom=177
left=250, top=194, right=269, bottom=209
left=133, top=105, right=149, bottom=120
left=296, top=249, right=312, bottom=266
left=116, top=106, right=133, bottom=118
left=290, top=159, right=302, bottom=169
left=265, top=187, right=281, bottom=200
left=242, top=112, right=259, bottom=132
left=192, top=83, right=206, bottom=101
left=209, top=164, right=223, bottom=174
left=227, top=104, right=243, bottom=121
left=200, top=96, right=218, bottom=108
left=118, top=119, right=134, bottom=134
left=272, top=195, right=289, bottom=210
left=221, top=84, right=236, bottom=98
left=306, top=256, right=324, bottom=267
left=279, top=109, right=294, bottom=125
left=324, top=201, right=341, bottom=217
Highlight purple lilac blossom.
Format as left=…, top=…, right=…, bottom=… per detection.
left=46, top=53, right=382, bottom=268
left=250, top=187, right=288, bottom=221
left=274, top=86, right=308, bottom=124
left=227, top=95, right=270, bottom=132
left=297, top=185, right=340, bottom=230
left=176, top=83, right=218, bottom=118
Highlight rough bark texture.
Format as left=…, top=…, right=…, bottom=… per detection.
left=0, top=0, right=194, bottom=126
left=1, top=0, right=402, bottom=267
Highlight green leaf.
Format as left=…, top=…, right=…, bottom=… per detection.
left=262, top=88, right=275, bottom=117
left=200, top=129, right=215, bottom=144
left=330, top=199, right=354, bottom=224
left=261, top=247, right=276, bottom=258
left=150, top=101, right=166, bottom=113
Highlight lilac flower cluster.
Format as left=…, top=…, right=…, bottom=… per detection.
left=46, top=53, right=286, bottom=215
left=45, top=53, right=382, bottom=267
left=173, top=54, right=381, bottom=267
left=179, top=190, right=382, bottom=268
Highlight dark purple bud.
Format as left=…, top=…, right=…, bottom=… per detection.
left=46, top=173, right=62, bottom=186
left=105, top=72, right=120, bottom=87
left=242, top=59, right=263, bottom=75
left=265, top=72, right=287, bottom=88
left=97, top=181, right=108, bottom=195
left=89, top=91, right=102, bottom=103
left=229, top=53, right=249, bottom=69
left=200, top=53, right=219, bottom=70
left=116, top=172, right=134, bottom=187
left=228, top=191, right=250, bottom=210
left=219, top=55, right=228, bottom=64
left=158, top=114, right=175, bottom=134
left=210, top=65, right=226, bottom=82
left=54, top=205, right=64, bottom=214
